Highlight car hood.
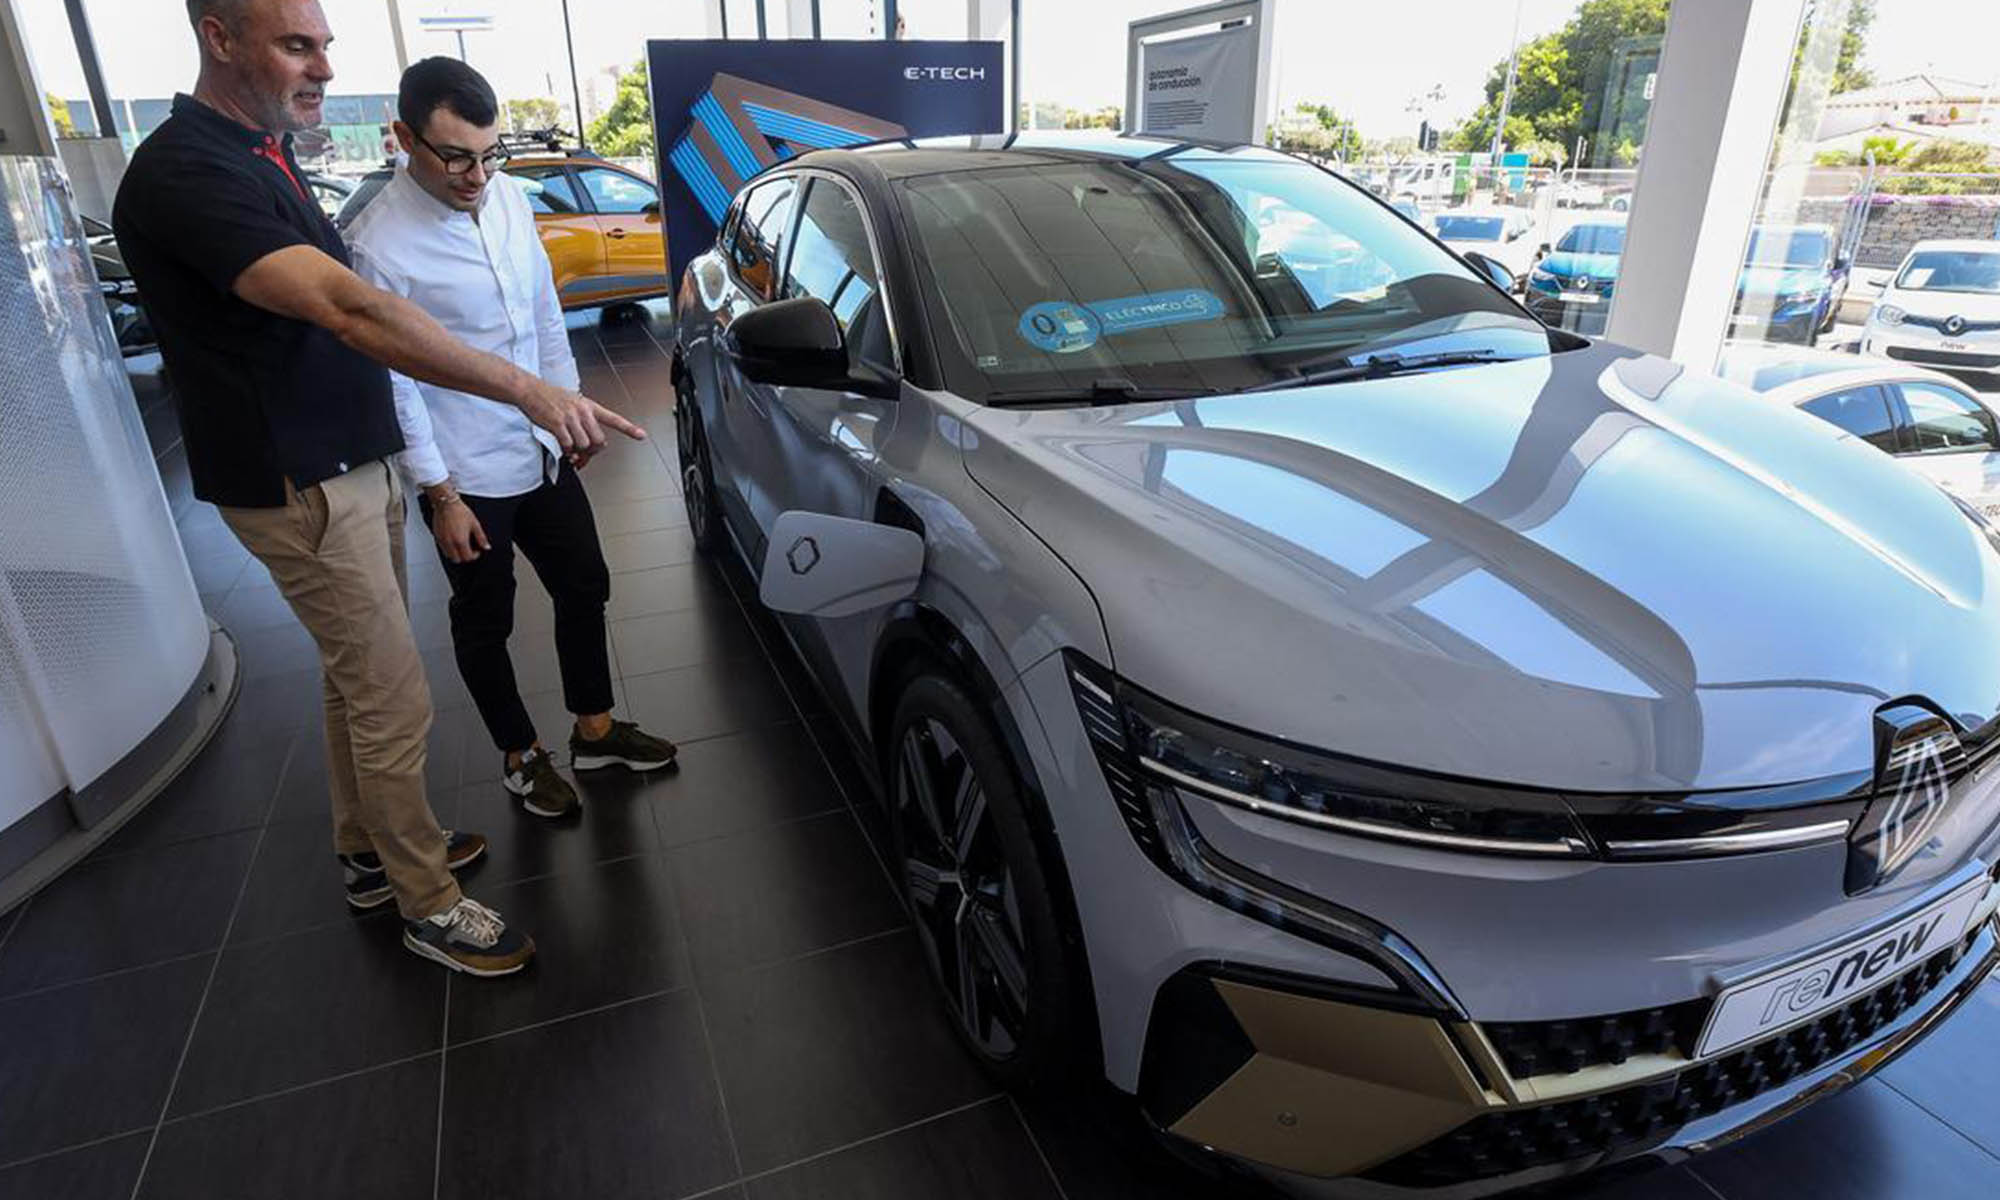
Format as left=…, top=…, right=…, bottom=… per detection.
left=1540, top=251, right=1621, bottom=281
left=1887, top=288, right=2000, bottom=320
left=960, top=341, right=2000, bottom=791
left=1739, top=264, right=1826, bottom=297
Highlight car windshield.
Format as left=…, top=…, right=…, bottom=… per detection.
left=1896, top=250, right=2000, bottom=294
left=895, top=154, right=1561, bottom=400
left=1555, top=223, right=1625, bottom=255
left=1745, top=227, right=1830, bottom=269
left=1433, top=215, right=1506, bottom=241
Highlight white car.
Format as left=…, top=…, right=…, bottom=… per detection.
left=1861, top=239, right=2000, bottom=388
left=1718, top=343, right=2000, bottom=518
left=1429, top=206, right=1539, bottom=287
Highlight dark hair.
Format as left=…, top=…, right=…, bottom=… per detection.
left=398, top=56, right=498, bottom=134
left=185, top=0, right=248, bottom=30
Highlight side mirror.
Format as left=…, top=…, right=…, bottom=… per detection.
left=1834, top=253, right=1852, bottom=271
left=724, top=296, right=897, bottom=399
left=642, top=199, right=661, bottom=216
left=1461, top=250, right=1515, bottom=293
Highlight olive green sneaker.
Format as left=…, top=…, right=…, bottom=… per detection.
left=570, top=719, right=678, bottom=773
left=502, top=746, right=579, bottom=818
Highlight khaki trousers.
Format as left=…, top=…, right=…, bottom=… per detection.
left=219, top=460, right=461, bottom=920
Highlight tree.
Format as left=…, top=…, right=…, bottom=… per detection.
left=1449, top=0, right=1667, bottom=164
left=587, top=58, right=653, bottom=159
left=1828, top=0, right=1876, bottom=95
left=45, top=92, right=76, bottom=138
left=505, top=97, right=562, bottom=136
left=1280, top=103, right=1364, bottom=160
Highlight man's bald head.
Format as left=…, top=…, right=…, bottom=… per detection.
left=186, top=0, right=335, bottom=134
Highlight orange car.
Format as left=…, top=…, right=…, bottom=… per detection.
left=335, top=148, right=669, bottom=309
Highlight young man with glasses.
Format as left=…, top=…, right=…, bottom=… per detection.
left=346, top=58, right=678, bottom=819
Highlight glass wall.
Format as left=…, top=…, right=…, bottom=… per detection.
left=1724, top=0, right=1999, bottom=409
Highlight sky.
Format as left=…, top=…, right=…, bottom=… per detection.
left=15, top=0, right=2000, bottom=143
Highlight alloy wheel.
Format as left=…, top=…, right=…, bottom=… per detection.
left=681, top=459, right=710, bottom=543
left=894, top=717, right=1031, bottom=1060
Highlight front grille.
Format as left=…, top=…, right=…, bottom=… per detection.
left=1483, top=998, right=1709, bottom=1077
left=1368, top=940, right=1971, bottom=1188
left=1885, top=346, right=2000, bottom=369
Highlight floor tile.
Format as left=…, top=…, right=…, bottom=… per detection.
left=611, top=605, right=764, bottom=676
left=0, top=1132, right=151, bottom=1200
left=446, top=854, right=688, bottom=1043
left=702, top=931, right=993, bottom=1173
left=652, top=724, right=848, bottom=847
left=231, top=620, right=324, bottom=681
left=440, top=773, right=658, bottom=887
left=603, top=526, right=695, bottom=573
left=1881, top=977, right=2000, bottom=1156
left=99, top=739, right=290, bottom=853
left=591, top=497, right=688, bottom=537
left=606, top=563, right=732, bottom=621
left=226, top=817, right=392, bottom=946
left=211, top=581, right=298, bottom=635
left=1691, top=1079, right=2000, bottom=1200
left=1551, top=1162, right=1723, bottom=1199
left=0, top=956, right=212, bottom=1162
left=745, top=1098, right=1061, bottom=1200
left=668, top=811, right=904, bottom=978
left=1013, top=1087, right=1263, bottom=1200
left=0, top=829, right=257, bottom=995
left=438, top=990, right=735, bottom=1200
left=169, top=920, right=443, bottom=1116
left=623, top=659, right=796, bottom=745
left=139, top=1057, right=438, bottom=1200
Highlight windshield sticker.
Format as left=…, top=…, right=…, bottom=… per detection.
left=1019, top=302, right=1103, bottom=353
left=1018, top=288, right=1225, bottom=353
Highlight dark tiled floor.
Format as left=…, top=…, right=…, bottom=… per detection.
left=7, top=306, right=2000, bottom=1199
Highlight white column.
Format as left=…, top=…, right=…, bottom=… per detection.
left=0, top=0, right=58, bottom=158
left=703, top=0, right=727, bottom=37
left=786, top=0, right=817, bottom=37
left=1602, top=0, right=1808, bottom=365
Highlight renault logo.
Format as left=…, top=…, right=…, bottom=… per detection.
left=1575, top=275, right=1593, bottom=292
left=1847, top=705, right=1966, bottom=893
left=1944, top=315, right=1968, bottom=336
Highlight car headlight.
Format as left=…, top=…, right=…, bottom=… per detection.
left=1875, top=304, right=1906, bottom=327
left=1780, top=289, right=1821, bottom=307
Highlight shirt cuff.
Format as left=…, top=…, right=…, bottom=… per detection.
left=396, top=446, right=450, bottom=492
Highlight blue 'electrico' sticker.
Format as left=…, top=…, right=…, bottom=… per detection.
left=1018, top=301, right=1102, bottom=353
left=1018, top=288, right=1225, bottom=354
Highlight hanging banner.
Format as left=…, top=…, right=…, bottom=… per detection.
left=649, top=38, right=1006, bottom=288
left=1135, top=25, right=1257, bottom=141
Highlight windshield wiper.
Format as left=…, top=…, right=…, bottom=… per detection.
left=1243, top=349, right=1520, bottom=394
left=984, top=378, right=1219, bottom=407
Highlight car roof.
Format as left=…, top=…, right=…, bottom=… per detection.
left=1562, top=214, right=1629, bottom=229
left=791, top=130, right=1297, bottom=181
left=1715, top=342, right=1973, bottom=399
left=1903, top=239, right=2000, bottom=256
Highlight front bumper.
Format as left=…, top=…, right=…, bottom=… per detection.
left=1863, top=326, right=2000, bottom=377
left=1142, top=912, right=1999, bottom=1198
left=1524, top=289, right=1609, bottom=335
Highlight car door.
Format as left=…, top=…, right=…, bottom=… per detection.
left=1888, top=379, right=2000, bottom=519
left=709, top=174, right=801, bottom=547
left=505, top=165, right=604, bottom=304
left=574, top=165, right=667, bottom=299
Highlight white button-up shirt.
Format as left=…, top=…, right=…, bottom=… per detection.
left=345, top=167, right=577, bottom=498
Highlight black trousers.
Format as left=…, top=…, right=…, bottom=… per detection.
left=420, top=462, right=613, bottom=754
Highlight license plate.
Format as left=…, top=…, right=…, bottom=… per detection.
left=1559, top=292, right=1600, bottom=305
left=1694, top=879, right=1988, bottom=1059
left=1730, top=314, right=1765, bottom=330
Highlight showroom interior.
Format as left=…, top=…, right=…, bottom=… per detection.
left=4, top=0, right=2000, bottom=1197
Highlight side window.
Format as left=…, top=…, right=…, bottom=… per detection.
left=576, top=166, right=657, bottom=215
left=512, top=167, right=584, bottom=216
left=731, top=177, right=797, bottom=300
left=1801, top=386, right=1900, bottom=453
left=1900, top=382, right=1999, bottom=453
left=717, top=199, right=744, bottom=255
left=781, top=178, right=893, bottom=370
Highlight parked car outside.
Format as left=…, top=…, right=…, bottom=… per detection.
left=1719, top=343, right=2000, bottom=518
left=1429, top=205, right=1538, bottom=289
left=304, top=171, right=354, bottom=221
left=80, top=214, right=154, bottom=355
left=1523, top=215, right=1626, bottom=333
left=336, top=146, right=668, bottom=310
left=1729, top=222, right=1851, bottom=346
left=673, top=131, right=2000, bottom=1198
left=1862, top=239, right=2000, bottom=389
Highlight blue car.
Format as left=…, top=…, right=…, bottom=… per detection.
left=1730, top=222, right=1851, bottom=345
left=1524, top=216, right=1626, bottom=334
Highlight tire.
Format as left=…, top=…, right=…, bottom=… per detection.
left=886, top=673, right=1079, bottom=1091
left=673, top=369, right=723, bottom=555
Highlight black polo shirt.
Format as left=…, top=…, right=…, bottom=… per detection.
left=113, top=94, right=401, bottom=508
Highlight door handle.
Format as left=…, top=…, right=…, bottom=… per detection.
left=607, top=227, right=627, bottom=238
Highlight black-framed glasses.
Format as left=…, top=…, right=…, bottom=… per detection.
left=414, top=130, right=510, bottom=176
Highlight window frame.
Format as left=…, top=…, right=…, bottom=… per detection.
left=767, top=168, right=903, bottom=374
left=509, top=163, right=592, bottom=217
left=1890, top=379, right=2000, bottom=457
left=1798, top=383, right=1904, bottom=455
left=727, top=174, right=802, bottom=301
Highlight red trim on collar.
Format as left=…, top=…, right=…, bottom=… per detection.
left=254, top=135, right=309, bottom=202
